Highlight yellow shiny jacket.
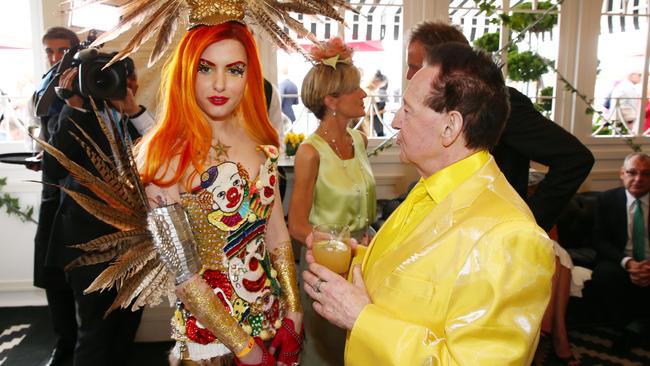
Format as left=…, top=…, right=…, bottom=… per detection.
left=345, top=157, right=555, bottom=366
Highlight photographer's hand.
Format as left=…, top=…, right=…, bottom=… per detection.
left=110, top=87, right=140, bottom=116
left=58, top=67, right=83, bottom=109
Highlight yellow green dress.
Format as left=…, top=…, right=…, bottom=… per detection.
left=300, top=128, right=376, bottom=366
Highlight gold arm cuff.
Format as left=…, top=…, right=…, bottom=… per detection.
left=270, top=242, right=302, bottom=313
left=176, top=275, right=251, bottom=354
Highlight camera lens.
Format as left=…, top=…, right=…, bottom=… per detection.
left=77, top=55, right=127, bottom=100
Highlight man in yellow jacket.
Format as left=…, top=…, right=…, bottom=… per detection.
left=302, top=42, right=555, bottom=365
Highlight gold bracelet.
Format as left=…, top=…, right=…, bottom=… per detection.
left=270, top=241, right=302, bottom=313
left=235, top=337, right=255, bottom=358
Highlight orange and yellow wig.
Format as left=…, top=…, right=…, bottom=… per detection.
left=139, top=22, right=279, bottom=189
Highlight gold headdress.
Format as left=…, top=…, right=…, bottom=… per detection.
left=68, top=0, right=357, bottom=67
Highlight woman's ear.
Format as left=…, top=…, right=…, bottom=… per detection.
left=323, top=94, right=338, bottom=113
left=441, top=110, right=464, bottom=147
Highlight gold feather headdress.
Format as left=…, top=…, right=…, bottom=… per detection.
left=66, top=0, right=358, bottom=67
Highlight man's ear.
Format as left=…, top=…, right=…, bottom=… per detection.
left=441, top=110, right=464, bottom=147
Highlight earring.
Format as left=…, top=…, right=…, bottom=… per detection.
left=332, top=110, right=337, bottom=116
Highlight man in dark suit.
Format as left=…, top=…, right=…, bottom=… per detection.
left=41, top=56, right=151, bottom=366
left=30, top=26, right=80, bottom=366
left=405, top=21, right=594, bottom=231
left=587, top=152, right=650, bottom=351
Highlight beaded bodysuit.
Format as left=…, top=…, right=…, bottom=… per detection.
left=172, top=145, right=286, bottom=359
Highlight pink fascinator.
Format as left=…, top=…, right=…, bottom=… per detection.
left=309, top=37, right=354, bottom=69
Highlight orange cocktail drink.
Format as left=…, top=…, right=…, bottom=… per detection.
left=312, top=224, right=352, bottom=275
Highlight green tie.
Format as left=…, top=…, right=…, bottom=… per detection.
left=633, top=199, right=646, bottom=261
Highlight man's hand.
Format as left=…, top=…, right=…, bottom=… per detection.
left=25, top=151, right=43, bottom=171
left=302, top=263, right=371, bottom=330
left=110, top=87, right=140, bottom=116
left=57, top=68, right=83, bottom=109
left=626, top=259, right=650, bottom=287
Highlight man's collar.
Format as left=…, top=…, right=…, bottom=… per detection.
left=421, top=150, right=490, bottom=204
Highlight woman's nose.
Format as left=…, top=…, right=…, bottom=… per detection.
left=213, top=71, right=225, bottom=92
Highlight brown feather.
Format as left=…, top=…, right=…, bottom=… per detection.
left=131, top=265, right=174, bottom=310
left=35, top=135, right=135, bottom=214
left=65, top=246, right=121, bottom=271
left=72, top=229, right=150, bottom=252
left=61, top=187, right=145, bottom=231
left=90, top=0, right=164, bottom=47
left=84, top=243, right=156, bottom=293
left=104, top=261, right=163, bottom=315
left=148, top=1, right=182, bottom=67
left=85, top=101, right=148, bottom=213
left=102, top=0, right=179, bottom=69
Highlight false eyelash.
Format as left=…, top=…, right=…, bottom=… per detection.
left=198, top=60, right=213, bottom=73
left=228, top=64, right=246, bottom=77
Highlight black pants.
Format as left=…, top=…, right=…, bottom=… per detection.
left=67, top=264, right=143, bottom=366
left=45, top=282, right=78, bottom=355
left=585, top=260, right=650, bottom=325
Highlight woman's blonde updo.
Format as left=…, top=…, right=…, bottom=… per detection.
left=301, top=38, right=361, bottom=119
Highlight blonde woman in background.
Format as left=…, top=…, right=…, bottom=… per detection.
left=288, top=37, right=376, bottom=366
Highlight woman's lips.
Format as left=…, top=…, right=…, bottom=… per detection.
left=208, top=96, right=229, bottom=106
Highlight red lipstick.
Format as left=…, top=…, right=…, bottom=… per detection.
left=208, top=96, right=229, bottom=106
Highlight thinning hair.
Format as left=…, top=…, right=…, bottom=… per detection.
left=623, top=152, right=650, bottom=166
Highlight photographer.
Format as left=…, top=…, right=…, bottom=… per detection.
left=30, top=26, right=80, bottom=366
left=42, top=54, right=152, bottom=366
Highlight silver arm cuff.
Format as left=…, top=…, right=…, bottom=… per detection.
left=147, top=203, right=201, bottom=284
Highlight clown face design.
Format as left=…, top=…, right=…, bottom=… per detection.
left=201, top=162, right=252, bottom=231
left=255, top=159, right=277, bottom=206
left=228, top=235, right=270, bottom=304
left=203, top=162, right=245, bottom=214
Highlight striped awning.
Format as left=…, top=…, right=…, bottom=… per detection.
left=287, top=0, right=403, bottom=42
left=601, top=0, right=649, bottom=34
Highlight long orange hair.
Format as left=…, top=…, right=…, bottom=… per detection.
left=139, top=22, right=279, bottom=188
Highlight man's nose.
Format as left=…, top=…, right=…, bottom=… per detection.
left=392, top=108, right=404, bottom=130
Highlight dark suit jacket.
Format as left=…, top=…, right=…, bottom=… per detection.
left=594, top=187, right=649, bottom=264
left=492, top=87, right=595, bottom=231
left=33, top=111, right=65, bottom=289
left=42, top=103, right=141, bottom=269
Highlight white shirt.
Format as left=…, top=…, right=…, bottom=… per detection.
left=622, top=191, right=650, bottom=268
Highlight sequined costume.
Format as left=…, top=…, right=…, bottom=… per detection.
left=170, top=145, right=286, bottom=360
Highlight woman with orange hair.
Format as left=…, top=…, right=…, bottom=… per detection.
left=139, top=22, right=302, bottom=366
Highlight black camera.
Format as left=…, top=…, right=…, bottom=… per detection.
left=63, top=47, right=128, bottom=100
left=34, top=30, right=131, bottom=117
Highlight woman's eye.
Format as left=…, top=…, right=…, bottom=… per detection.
left=227, top=64, right=246, bottom=77
left=198, top=61, right=212, bottom=74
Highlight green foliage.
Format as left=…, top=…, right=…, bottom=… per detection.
left=507, top=51, right=550, bottom=82
left=510, top=1, right=558, bottom=33
left=535, top=86, right=554, bottom=112
left=473, top=32, right=518, bottom=54
left=473, top=32, right=500, bottom=52
left=0, top=177, right=37, bottom=224
left=477, top=0, right=497, bottom=16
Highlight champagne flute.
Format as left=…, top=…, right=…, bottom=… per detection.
left=311, top=224, right=352, bottom=275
